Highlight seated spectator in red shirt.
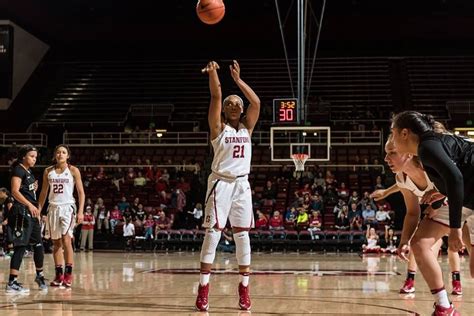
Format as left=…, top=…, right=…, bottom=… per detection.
left=295, top=183, right=312, bottom=198
left=95, top=166, right=107, bottom=181
left=255, top=211, right=268, bottom=230
left=155, top=210, right=172, bottom=233
left=325, top=170, right=337, bottom=187
left=337, top=182, right=350, bottom=201
left=109, top=205, right=124, bottom=234
left=126, top=167, right=136, bottom=181
left=307, top=210, right=322, bottom=239
left=268, top=210, right=284, bottom=230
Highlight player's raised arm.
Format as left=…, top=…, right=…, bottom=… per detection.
left=203, top=61, right=223, bottom=140
left=230, top=60, right=260, bottom=134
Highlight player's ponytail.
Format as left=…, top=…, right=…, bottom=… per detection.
left=11, top=144, right=38, bottom=168
left=392, top=111, right=434, bottom=137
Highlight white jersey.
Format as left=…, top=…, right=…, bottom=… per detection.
left=211, top=123, right=252, bottom=179
left=48, top=165, right=75, bottom=205
left=395, top=171, right=435, bottom=202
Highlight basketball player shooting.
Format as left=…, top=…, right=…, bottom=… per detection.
left=195, top=60, right=260, bottom=312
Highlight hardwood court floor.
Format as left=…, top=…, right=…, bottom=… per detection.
left=0, top=251, right=473, bottom=315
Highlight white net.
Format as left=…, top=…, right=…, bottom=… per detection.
left=291, top=154, right=309, bottom=172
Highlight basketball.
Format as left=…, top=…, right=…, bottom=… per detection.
left=196, top=0, right=225, bottom=25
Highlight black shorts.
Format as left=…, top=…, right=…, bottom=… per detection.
left=7, top=203, right=42, bottom=247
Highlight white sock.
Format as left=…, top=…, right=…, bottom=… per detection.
left=239, top=273, right=249, bottom=286
left=199, top=272, right=210, bottom=285
left=432, top=289, right=450, bottom=308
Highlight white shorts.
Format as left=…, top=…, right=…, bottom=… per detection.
left=430, top=205, right=473, bottom=228
left=48, top=203, right=76, bottom=240
left=203, top=173, right=254, bottom=229
left=465, top=215, right=474, bottom=246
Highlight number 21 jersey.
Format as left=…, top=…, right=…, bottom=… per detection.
left=211, top=123, right=252, bottom=178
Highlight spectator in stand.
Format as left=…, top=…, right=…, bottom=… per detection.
left=312, top=171, right=326, bottom=194
left=261, top=180, right=277, bottom=206
left=362, top=225, right=381, bottom=253
left=123, top=207, right=134, bottom=222
left=135, top=204, right=146, bottom=225
left=255, top=210, right=268, bottom=230
left=95, top=198, right=109, bottom=233
left=323, top=185, right=338, bottom=205
left=296, top=207, right=309, bottom=230
left=325, top=170, right=337, bottom=187
left=268, top=211, right=284, bottom=230
left=284, top=207, right=297, bottom=229
left=337, top=182, right=350, bottom=201
left=109, top=150, right=119, bottom=163
left=188, top=203, right=204, bottom=229
left=176, top=188, right=186, bottom=212
left=375, top=205, right=391, bottom=224
left=155, top=210, right=172, bottom=232
left=307, top=210, right=322, bottom=239
left=109, top=205, right=124, bottom=234
left=347, top=191, right=360, bottom=207
left=118, top=196, right=130, bottom=213
left=335, top=205, right=350, bottom=230
left=301, top=194, right=313, bottom=213
left=153, top=167, right=162, bottom=182
left=95, top=167, right=107, bottom=181
left=123, top=218, right=135, bottom=251
left=83, top=167, right=94, bottom=188
left=131, top=197, right=140, bottom=214
left=126, top=167, right=136, bottom=181
left=144, top=214, right=155, bottom=240
left=103, top=149, right=110, bottom=162
left=85, top=197, right=93, bottom=209
left=358, top=191, right=376, bottom=211
left=383, top=225, right=398, bottom=254
left=133, top=171, right=147, bottom=187
left=311, top=194, right=324, bottom=212
left=145, top=165, right=156, bottom=182
left=177, top=177, right=191, bottom=193
left=373, top=175, right=385, bottom=191
left=348, top=202, right=363, bottom=231
left=80, top=206, right=95, bottom=252
left=278, top=165, right=292, bottom=181
left=333, top=199, right=346, bottom=216
left=362, top=203, right=377, bottom=226
left=217, top=227, right=235, bottom=253
left=111, top=167, right=125, bottom=192
left=159, top=169, right=170, bottom=184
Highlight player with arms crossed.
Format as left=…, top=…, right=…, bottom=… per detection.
left=195, top=60, right=260, bottom=312
left=38, top=145, right=85, bottom=288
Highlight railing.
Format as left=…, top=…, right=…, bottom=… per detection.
left=253, top=130, right=382, bottom=146
left=447, top=100, right=474, bottom=115
left=63, top=132, right=209, bottom=146
left=0, top=133, right=48, bottom=147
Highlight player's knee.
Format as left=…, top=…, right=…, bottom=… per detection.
left=234, top=231, right=251, bottom=266
left=53, top=239, right=63, bottom=248
left=200, top=228, right=222, bottom=264
left=410, top=237, right=427, bottom=255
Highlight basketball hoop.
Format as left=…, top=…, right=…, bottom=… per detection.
left=291, top=153, right=309, bottom=172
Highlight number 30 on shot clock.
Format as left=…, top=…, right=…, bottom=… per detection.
left=273, top=98, right=298, bottom=123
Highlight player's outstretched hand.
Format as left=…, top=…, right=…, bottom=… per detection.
left=229, top=60, right=240, bottom=82
left=397, top=244, right=410, bottom=262
left=201, top=61, right=220, bottom=74
left=370, top=189, right=386, bottom=201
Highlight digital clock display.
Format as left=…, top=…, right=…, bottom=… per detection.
left=273, top=98, right=298, bottom=123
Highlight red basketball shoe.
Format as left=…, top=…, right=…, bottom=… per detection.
left=400, top=278, right=415, bottom=294
left=195, top=283, right=209, bottom=311
left=451, top=280, right=462, bottom=295
left=50, top=274, right=64, bottom=287
left=63, top=273, right=73, bottom=288
left=238, top=283, right=251, bottom=311
left=432, top=303, right=460, bottom=316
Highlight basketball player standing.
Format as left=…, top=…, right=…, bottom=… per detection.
left=38, top=145, right=85, bottom=288
left=195, top=60, right=260, bottom=312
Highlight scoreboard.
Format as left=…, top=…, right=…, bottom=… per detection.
left=273, top=98, right=298, bottom=124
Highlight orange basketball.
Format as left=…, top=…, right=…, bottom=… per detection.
left=196, top=0, right=225, bottom=25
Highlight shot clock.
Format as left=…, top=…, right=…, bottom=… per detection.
left=273, top=98, right=298, bottom=124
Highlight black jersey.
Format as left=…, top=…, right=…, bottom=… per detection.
left=11, top=164, right=37, bottom=205
left=418, top=132, right=474, bottom=228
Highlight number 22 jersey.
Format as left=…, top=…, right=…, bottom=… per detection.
left=48, top=165, right=75, bottom=205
